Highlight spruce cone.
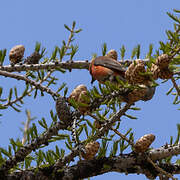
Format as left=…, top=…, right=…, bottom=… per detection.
left=77, top=90, right=90, bottom=114
left=156, top=54, right=171, bottom=69
left=106, top=49, right=118, bottom=60
left=24, top=51, right=41, bottom=64
left=82, top=141, right=100, bottom=160
left=56, top=97, right=72, bottom=126
left=134, top=134, right=155, bottom=153
left=9, top=45, right=25, bottom=64
left=68, top=84, right=87, bottom=102
left=125, top=60, right=148, bottom=84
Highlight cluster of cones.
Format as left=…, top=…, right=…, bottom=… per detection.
left=125, top=53, right=173, bottom=83
left=125, top=59, right=153, bottom=103
left=68, top=51, right=173, bottom=112
left=66, top=133, right=155, bottom=160
left=8, top=46, right=169, bottom=160
left=9, top=46, right=173, bottom=105
left=64, top=52, right=168, bottom=160
left=80, top=133, right=155, bottom=160
left=125, top=54, right=173, bottom=103
left=9, top=44, right=41, bottom=65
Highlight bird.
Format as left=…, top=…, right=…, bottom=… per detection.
left=89, top=54, right=126, bottom=84
left=89, top=49, right=156, bottom=102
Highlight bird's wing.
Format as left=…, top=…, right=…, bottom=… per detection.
left=93, top=56, right=126, bottom=72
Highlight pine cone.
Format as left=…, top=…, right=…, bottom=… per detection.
left=82, top=141, right=100, bottom=160
left=125, top=60, right=148, bottom=84
left=150, top=64, right=160, bottom=80
left=158, top=68, right=173, bottom=79
left=132, top=62, right=146, bottom=84
left=106, top=49, right=118, bottom=60
left=156, top=54, right=170, bottom=69
left=24, top=51, right=41, bottom=64
left=9, top=45, right=25, bottom=64
left=134, top=134, right=155, bottom=153
left=68, top=84, right=87, bottom=102
left=56, top=97, right=72, bottom=126
left=151, top=63, right=173, bottom=80
left=77, top=90, right=90, bottom=114
left=125, top=61, right=136, bottom=83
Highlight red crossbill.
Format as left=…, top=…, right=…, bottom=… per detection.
left=89, top=56, right=126, bottom=84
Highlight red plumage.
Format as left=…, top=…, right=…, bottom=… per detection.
left=89, top=56, right=126, bottom=84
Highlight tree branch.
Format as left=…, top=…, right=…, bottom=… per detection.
left=1, top=59, right=179, bottom=77
left=0, top=120, right=70, bottom=176
left=4, top=152, right=180, bottom=180
left=92, top=103, right=133, bottom=140
left=149, top=143, right=180, bottom=161
left=0, top=61, right=89, bottom=72
left=0, top=59, right=151, bottom=73
left=54, top=103, right=132, bottom=170
left=1, top=103, right=180, bottom=179
left=0, top=70, right=58, bottom=98
left=3, top=70, right=54, bottom=108
left=171, top=77, right=180, bottom=96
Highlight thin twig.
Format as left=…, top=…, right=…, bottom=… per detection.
left=55, top=103, right=132, bottom=169
left=0, top=70, right=58, bottom=98
left=0, top=120, right=69, bottom=174
left=147, top=157, right=177, bottom=180
left=22, top=110, right=34, bottom=145
left=64, top=25, right=75, bottom=52
left=159, top=174, right=170, bottom=180
left=171, top=77, right=180, bottom=96
left=111, top=127, right=134, bottom=146
left=86, top=112, right=102, bottom=122
left=3, top=70, right=53, bottom=107
left=72, top=116, right=78, bottom=144
left=91, top=103, right=132, bottom=141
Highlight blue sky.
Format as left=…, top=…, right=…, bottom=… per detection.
left=0, top=0, right=180, bottom=179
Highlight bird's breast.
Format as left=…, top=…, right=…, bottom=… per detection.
left=91, top=65, right=113, bottom=79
